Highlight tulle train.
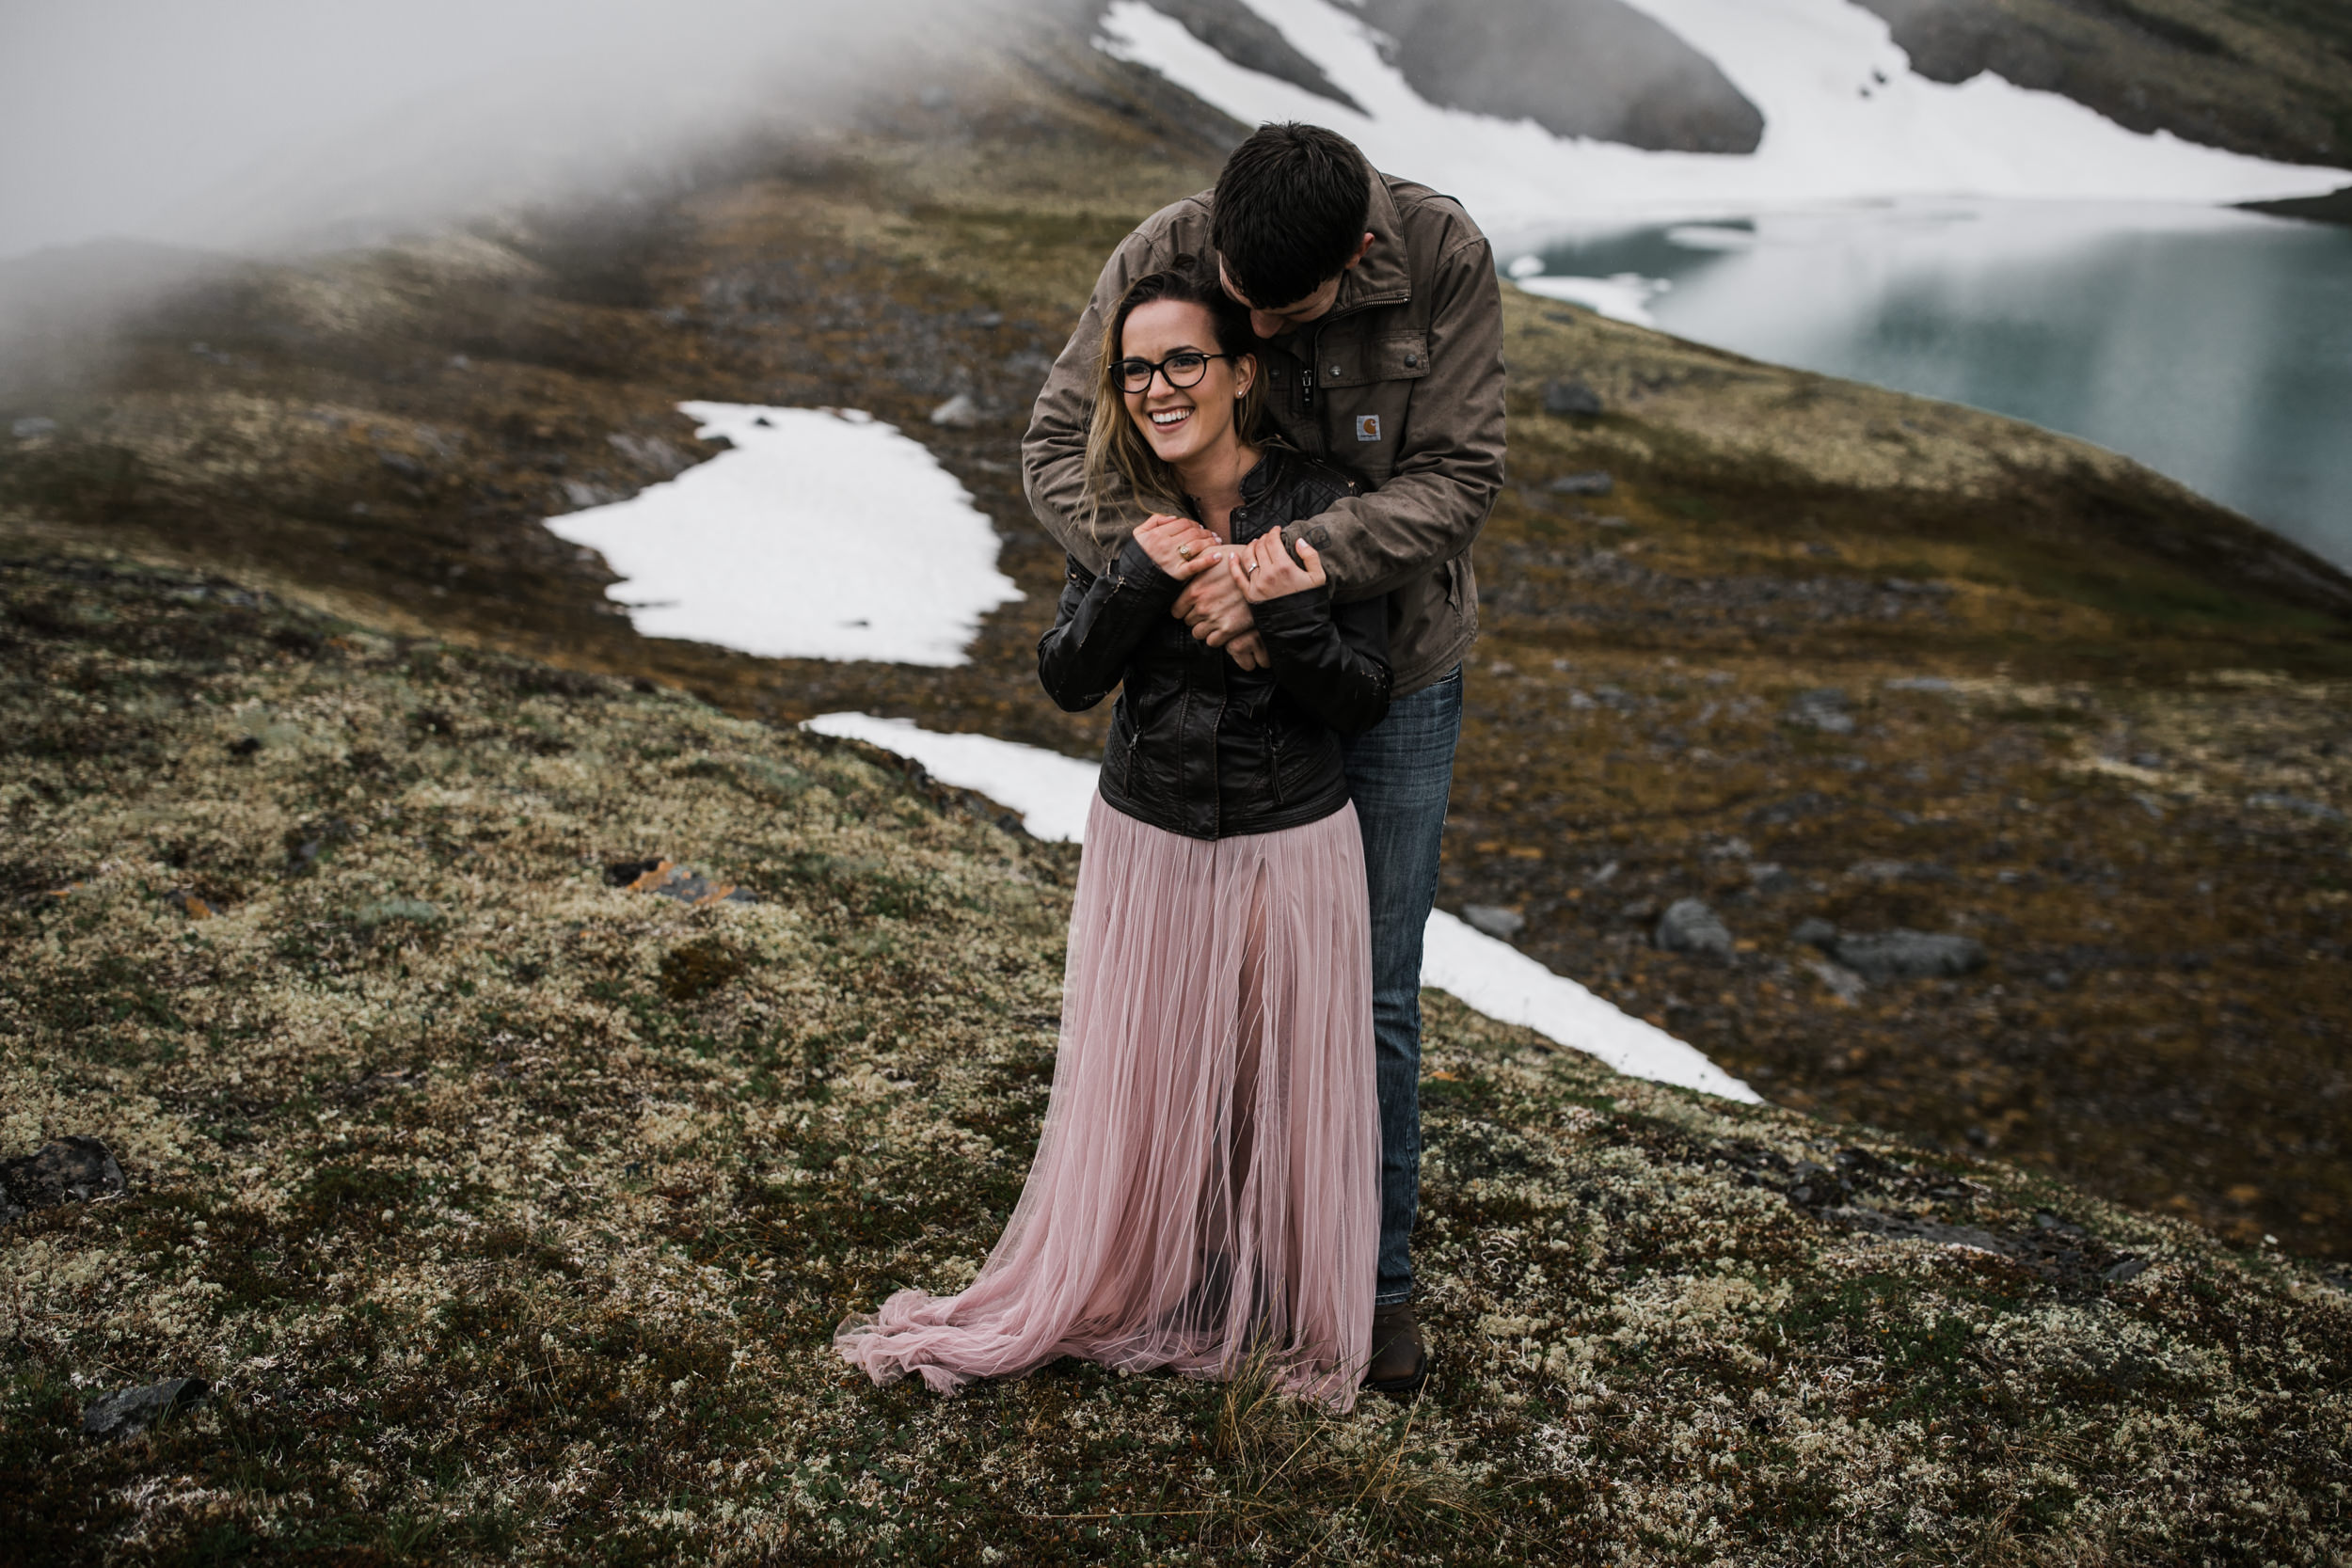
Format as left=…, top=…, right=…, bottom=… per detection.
left=835, top=794, right=1379, bottom=1411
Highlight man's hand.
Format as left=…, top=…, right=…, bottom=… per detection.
left=1229, top=533, right=1327, bottom=603
left=1172, top=562, right=1258, bottom=648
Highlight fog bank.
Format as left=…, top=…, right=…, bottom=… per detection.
left=0, top=0, right=993, bottom=264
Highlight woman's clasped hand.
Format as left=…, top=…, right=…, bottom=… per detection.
left=1132, top=511, right=1327, bottom=613
left=1131, top=512, right=1224, bottom=579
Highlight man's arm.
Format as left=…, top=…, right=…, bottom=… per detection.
left=1021, top=222, right=1183, bottom=575
left=1286, top=230, right=1507, bottom=601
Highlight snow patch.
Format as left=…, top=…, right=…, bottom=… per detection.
left=1515, top=272, right=1673, bottom=326
left=804, top=711, right=1758, bottom=1101
left=803, top=712, right=1103, bottom=845
left=544, top=403, right=1020, bottom=666
left=1097, top=0, right=2344, bottom=230
left=1422, top=911, right=1761, bottom=1102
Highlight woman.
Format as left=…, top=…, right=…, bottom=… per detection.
left=835, top=269, right=1387, bottom=1410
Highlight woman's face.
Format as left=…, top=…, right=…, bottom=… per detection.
left=1120, top=298, right=1256, bottom=472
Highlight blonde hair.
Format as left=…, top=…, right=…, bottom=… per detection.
left=1081, top=269, right=1267, bottom=522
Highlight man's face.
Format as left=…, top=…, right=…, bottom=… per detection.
left=1219, top=232, right=1375, bottom=340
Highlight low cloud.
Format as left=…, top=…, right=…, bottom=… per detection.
left=0, top=0, right=993, bottom=263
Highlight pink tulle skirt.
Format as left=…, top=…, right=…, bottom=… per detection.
left=835, top=793, right=1379, bottom=1411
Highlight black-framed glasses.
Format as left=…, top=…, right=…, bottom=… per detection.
left=1114, top=351, right=1230, bottom=394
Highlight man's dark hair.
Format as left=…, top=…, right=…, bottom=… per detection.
left=1211, top=122, right=1373, bottom=309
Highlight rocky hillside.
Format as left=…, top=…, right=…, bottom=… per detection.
left=1858, top=0, right=2352, bottom=169
left=5, top=544, right=2348, bottom=1563
left=1121, top=0, right=2352, bottom=171
left=3, top=32, right=2349, bottom=1267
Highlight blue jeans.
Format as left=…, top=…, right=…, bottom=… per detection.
left=1343, top=667, right=1462, bottom=1306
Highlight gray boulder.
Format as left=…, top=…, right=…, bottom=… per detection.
left=1461, top=904, right=1526, bottom=940
left=1656, top=897, right=1733, bottom=959
left=1827, top=929, right=1986, bottom=982
left=1, top=1136, right=125, bottom=1226
left=1786, top=688, right=1856, bottom=735
left=928, top=393, right=980, bottom=429
left=1792, top=917, right=1839, bottom=950
left=1547, top=467, right=1613, bottom=496
left=1541, top=379, right=1604, bottom=420
left=82, top=1377, right=207, bottom=1441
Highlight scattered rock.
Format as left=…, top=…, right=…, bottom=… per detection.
left=354, top=897, right=443, bottom=928
left=1785, top=688, right=1855, bottom=734
left=1826, top=929, right=1986, bottom=982
left=2246, top=792, right=2345, bottom=825
left=1804, top=958, right=1867, bottom=1004
left=1540, top=379, right=1604, bottom=420
left=1847, top=859, right=1955, bottom=884
left=617, top=858, right=755, bottom=907
left=1791, top=917, right=1839, bottom=950
left=1883, top=675, right=1953, bottom=692
left=164, top=889, right=217, bottom=920
left=1461, top=904, right=1525, bottom=940
left=82, top=1377, right=207, bottom=1441
left=929, top=393, right=980, bottom=429
left=1, top=1137, right=126, bottom=1227
left=606, top=432, right=691, bottom=477
left=1748, top=863, right=1800, bottom=896
left=559, top=479, right=623, bottom=510
left=377, top=451, right=428, bottom=481
left=11, top=415, right=58, bottom=439
left=2104, top=1256, right=2151, bottom=1283
left=1656, top=897, right=1734, bottom=959
left=1824, top=1204, right=2010, bottom=1256
left=1547, top=468, right=1613, bottom=496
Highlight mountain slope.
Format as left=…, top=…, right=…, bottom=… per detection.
left=1859, top=0, right=2352, bottom=167
left=2, top=31, right=2348, bottom=1263
left=4, top=545, right=2346, bottom=1562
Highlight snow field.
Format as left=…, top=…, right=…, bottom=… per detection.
left=807, top=712, right=1762, bottom=1102
left=1096, top=0, right=2345, bottom=237
left=544, top=403, right=1021, bottom=667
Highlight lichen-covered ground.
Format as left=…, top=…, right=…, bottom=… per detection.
left=6, top=548, right=2347, bottom=1564
left=3, top=43, right=2347, bottom=1263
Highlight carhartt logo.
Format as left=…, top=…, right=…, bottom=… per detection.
left=1355, top=414, right=1381, bottom=442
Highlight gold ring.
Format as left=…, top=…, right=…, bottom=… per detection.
left=1176, top=542, right=1199, bottom=560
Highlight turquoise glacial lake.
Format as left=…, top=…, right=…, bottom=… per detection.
left=1518, top=200, right=2352, bottom=575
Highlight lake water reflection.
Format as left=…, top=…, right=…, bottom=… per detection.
left=1522, top=201, right=2352, bottom=574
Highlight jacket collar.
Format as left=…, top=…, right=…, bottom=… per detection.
left=1328, top=174, right=1411, bottom=318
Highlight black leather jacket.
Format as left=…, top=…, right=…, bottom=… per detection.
left=1037, top=448, right=1391, bottom=841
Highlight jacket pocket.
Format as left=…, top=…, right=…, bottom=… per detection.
left=1370, top=330, right=1432, bottom=382
left=1317, top=329, right=1434, bottom=388
left=1274, top=722, right=1338, bottom=799
left=1105, top=701, right=1139, bottom=795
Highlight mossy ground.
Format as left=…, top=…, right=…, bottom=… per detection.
left=3, top=51, right=2344, bottom=1263
left=5, top=548, right=2348, bottom=1563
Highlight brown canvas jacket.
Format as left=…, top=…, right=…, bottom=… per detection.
left=1019, top=173, right=1506, bottom=697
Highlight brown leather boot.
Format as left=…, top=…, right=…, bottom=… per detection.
left=1363, top=1301, right=1427, bottom=1397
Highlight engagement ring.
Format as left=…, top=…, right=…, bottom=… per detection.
left=1176, top=542, right=1200, bottom=561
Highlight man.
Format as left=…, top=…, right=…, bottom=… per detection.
left=1021, top=121, right=1505, bottom=1395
